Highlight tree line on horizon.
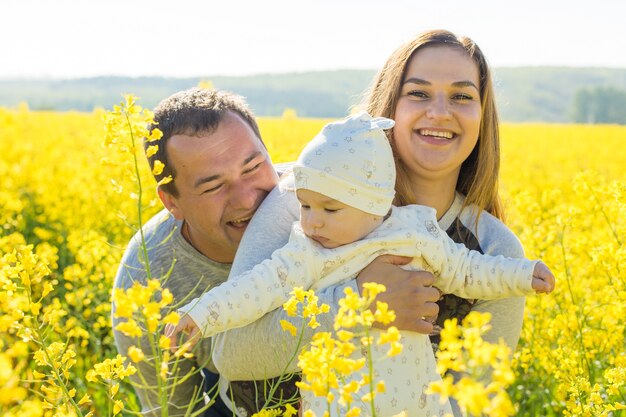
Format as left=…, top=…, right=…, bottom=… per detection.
left=1, top=67, right=626, bottom=124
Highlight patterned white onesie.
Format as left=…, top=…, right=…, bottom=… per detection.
left=180, top=204, right=536, bottom=416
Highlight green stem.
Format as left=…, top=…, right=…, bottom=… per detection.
left=261, top=319, right=307, bottom=409
left=583, top=176, right=622, bottom=246
left=28, top=290, right=84, bottom=416
left=364, top=327, right=376, bottom=417
left=123, top=111, right=151, bottom=280
left=559, top=228, right=593, bottom=383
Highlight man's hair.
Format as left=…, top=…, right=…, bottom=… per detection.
left=145, top=87, right=263, bottom=197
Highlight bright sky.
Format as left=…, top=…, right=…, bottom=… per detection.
left=4, top=0, right=625, bottom=79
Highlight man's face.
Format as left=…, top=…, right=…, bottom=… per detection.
left=159, top=111, right=279, bottom=263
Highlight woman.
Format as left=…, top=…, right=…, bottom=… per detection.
left=212, top=30, right=526, bottom=416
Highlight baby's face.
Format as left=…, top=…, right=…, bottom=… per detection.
left=296, top=189, right=383, bottom=249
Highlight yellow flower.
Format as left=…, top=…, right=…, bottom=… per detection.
left=152, top=160, right=165, bottom=176
left=163, top=311, right=180, bottom=325
left=426, top=374, right=456, bottom=403
left=377, top=326, right=400, bottom=345
left=387, top=341, right=403, bottom=357
left=375, top=381, right=386, bottom=393
left=283, top=403, right=297, bottom=417
left=127, top=346, right=145, bottom=363
left=42, top=281, right=54, bottom=297
left=30, top=302, right=41, bottom=316
left=145, top=144, right=159, bottom=157
left=160, top=352, right=170, bottom=380
left=280, top=319, right=297, bottom=337
left=346, top=407, right=361, bottom=417
left=373, top=301, right=395, bottom=325
left=78, top=393, right=91, bottom=405
left=146, top=127, right=163, bottom=142
left=307, top=316, right=320, bottom=329
left=115, top=319, right=143, bottom=338
left=157, top=175, right=173, bottom=187
left=113, top=399, right=124, bottom=415
left=159, top=335, right=171, bottom=350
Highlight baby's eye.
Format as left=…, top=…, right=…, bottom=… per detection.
left=324, top=208, right=341, bottom=213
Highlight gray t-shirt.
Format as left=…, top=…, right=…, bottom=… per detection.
left=112, top=209, right=230, bottom=416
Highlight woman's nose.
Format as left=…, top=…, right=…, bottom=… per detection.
left=426, top=94, right=452, bottom=120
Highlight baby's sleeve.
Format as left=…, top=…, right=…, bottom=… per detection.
left=179, top=231, right=316, bottom=337
left=431, top=228, right=537, bottom=299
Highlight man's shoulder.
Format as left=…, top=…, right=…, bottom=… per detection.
left=114, top=209, right=179, bottom=288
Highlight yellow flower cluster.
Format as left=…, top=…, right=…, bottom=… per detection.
left=2, top=99, right=626, bottom=416
left=501, top=126, right=626, bottom=415
left=427, top=311, right=516, bottom=417
left=113, top=279, right=179, bottom=335
left=251, top=403, right=298, bottom=417
left=85, top=355, right=136, bottom=416
left=294, top=284, right=403, bottom=417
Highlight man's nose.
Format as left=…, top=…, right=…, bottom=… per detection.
left=229, top=183, right=258, bottom=210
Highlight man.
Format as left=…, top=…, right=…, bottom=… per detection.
left=112, top=87, right=441, bottom=416
left=112, top=88, right=281, bottom=416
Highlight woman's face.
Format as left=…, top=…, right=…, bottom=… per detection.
left=393, top=45, right=482, bottom=185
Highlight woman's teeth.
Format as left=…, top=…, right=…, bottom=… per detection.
left=419, top=129, right=454, bottom=139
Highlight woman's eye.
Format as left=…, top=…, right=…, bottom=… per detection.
left=407, top=90, right=428, bottom=99
left=452, top=93, right=473, bottom=101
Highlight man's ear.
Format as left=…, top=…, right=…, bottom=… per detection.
left=158, top=187, right=184, bottom=220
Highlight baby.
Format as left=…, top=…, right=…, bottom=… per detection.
left=165, top=112, right=554, bottom=416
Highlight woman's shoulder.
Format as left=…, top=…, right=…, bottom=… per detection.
left=258, top=172, right=299, bottom=213
left=443, top=193, right=525, bottom=258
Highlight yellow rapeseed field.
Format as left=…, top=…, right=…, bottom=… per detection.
left=1, top=101, right=625, bottom=416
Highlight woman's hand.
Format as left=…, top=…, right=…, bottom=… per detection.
left=356, top=254, right=441, bottom=334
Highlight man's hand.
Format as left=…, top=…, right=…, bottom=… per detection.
left=164, top=314, right=201, bottom=354
left=356, top=254, right=440, bottom=334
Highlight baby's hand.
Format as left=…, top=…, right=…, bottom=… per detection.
left=531, top=261, right=556, bottom=294
left=163, top=314, right=201, bottom=354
